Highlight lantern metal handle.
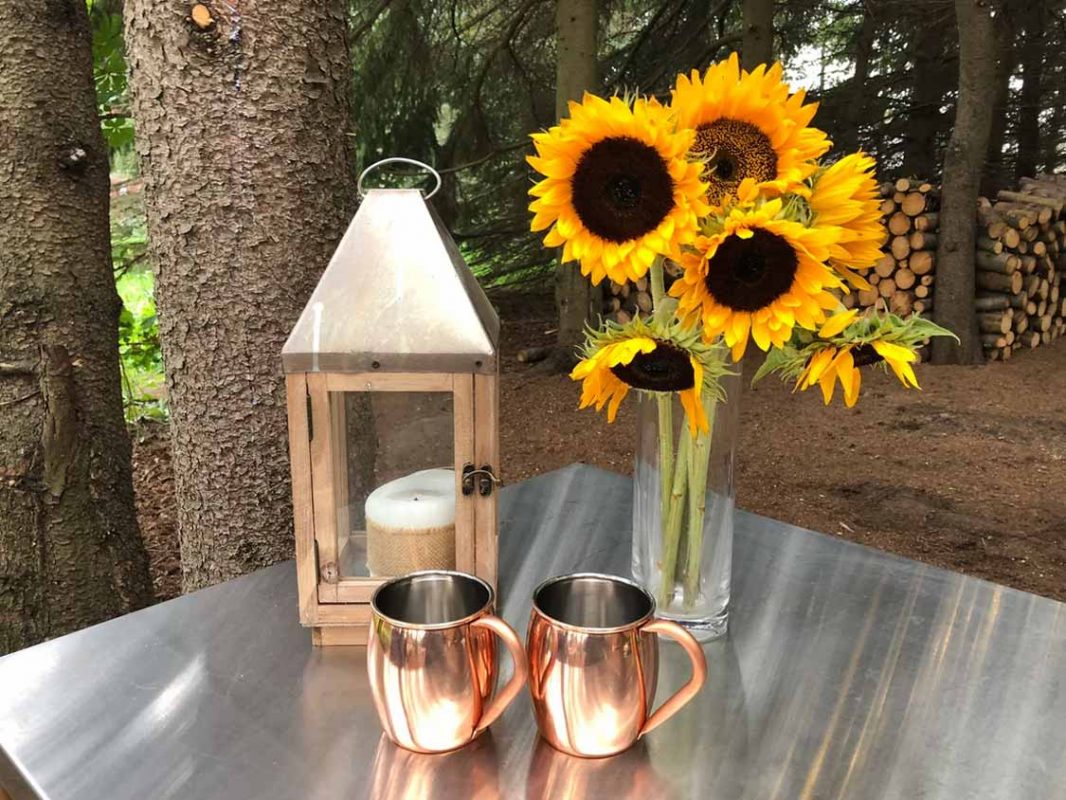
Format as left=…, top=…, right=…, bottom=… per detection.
left=357, top=157, right=441, bottom=200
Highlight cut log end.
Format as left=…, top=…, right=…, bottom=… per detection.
left=190, top=3, right=214, bottom=28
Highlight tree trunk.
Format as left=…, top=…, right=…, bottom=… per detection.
left=932, top=0, right=999, bottom=365
left=553, top=0, right=599, bottom=369
left=0, top=0, right=153, bottom=653
left=741, top=0, right=774, bottom=70
left=902, top=10, right=954, bottom=178
left=981, top=6, right=1015, bottom=195
left=838, top=1, right=877, bottom=153
left=126, top=0, right=357, bottom=590
left=1042, top=92, right=1062, bottom=173
left=1014, top=0, right=1045, bottom=180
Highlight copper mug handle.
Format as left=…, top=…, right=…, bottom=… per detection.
left=638, top=618, right=708, bottom=737
left=472, top=615, right=529, bottom=734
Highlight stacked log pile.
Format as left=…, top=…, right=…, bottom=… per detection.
left=843, top=177, right=939, bottom=317
left=975, top=175, right=1066, bottom=361
left=602, top=261, right=683, bottom=324
left=603, top=275, right=652, bottom=325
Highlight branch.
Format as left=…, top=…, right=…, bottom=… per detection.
left=606, top=1, right=674, bottom=89
left=0, top=362, right=36, bottom=375
left=469, top=0, right=542, bottom=105
left=453, top=0, right=517, bottom=39
left=453, top=225, right=529, bottom=240
left=0, top=389, right=41, bottom=407
left=437, top=140, right=530, bottom=174
left=351, top=0, right=392, bottom=42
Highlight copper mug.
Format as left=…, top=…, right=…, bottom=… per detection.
left=527, top=573, right=708, bottom=758
left=368, top=570, right=527, bottom=754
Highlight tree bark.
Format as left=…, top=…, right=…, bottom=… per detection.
left=0, top=0, right=153, bottom=653
left=902, top=7, right=954, bottom=178
left=838, top=0, right=877, bottom=154
left=932, top=0, right=999, bottom=365
left=981, top=5, right=1015, bottom=195
left=553, top=0, right=599, bottom=368
left=126, top=0, right=357, bottom=590
left=1014, top=0, right=1045, bottom=180
left=741, top=0, right=774, bottom=70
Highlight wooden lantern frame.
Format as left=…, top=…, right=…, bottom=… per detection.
left=282, top=182, right=501, bottom=646
left=286, top=369, right=498, bottom=646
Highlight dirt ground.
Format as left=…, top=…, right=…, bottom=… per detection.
left=134, top=291, right=1066, bottom=603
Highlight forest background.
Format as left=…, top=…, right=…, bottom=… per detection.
left=1, top=0, right=1062, bottom=653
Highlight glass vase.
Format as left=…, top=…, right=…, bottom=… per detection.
left=631, top=373, right=740, bottom=641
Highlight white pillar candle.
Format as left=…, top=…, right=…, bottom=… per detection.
left=365, top=468, right=456, bottom=576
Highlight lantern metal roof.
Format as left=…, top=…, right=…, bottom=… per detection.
left=282, top=188, right=500, bottom=374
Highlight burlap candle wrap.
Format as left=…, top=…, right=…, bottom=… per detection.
left=365, top=468, right=456, bottom=576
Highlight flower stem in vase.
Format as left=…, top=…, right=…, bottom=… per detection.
left=658, top=428, right=690, bottom=607
left=657, top=398, right=674, bottom=525
left=648, top=257, right=675, bottom=531
left=682, top=390, right=718, bottom=608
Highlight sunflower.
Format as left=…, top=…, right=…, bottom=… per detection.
left=808, top=153, right=887, bottom=290
left=670, top=198, right=842, bottom=361
left=797, top=338, right=919, bottom=407
left=796, top=343, right=863, bottom=407
left=669, top=54, right=831, bottom=208
left=773, top=309, right=951, bottom=407
left=528, top=94, right=710, bottom=286
left=569, top=318, right=731, bottom=436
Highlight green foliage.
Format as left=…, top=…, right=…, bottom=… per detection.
left=116, top=267, right=166, bottom=421
left=88, top=0, right=161, bottom=420
left=111, top=195, right=148, bottom=274
left=88, top=0, right=135, bottom=154
left=111, top=198, right=166, bottom=421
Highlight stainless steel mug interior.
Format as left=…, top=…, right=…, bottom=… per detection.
left=533, top=573, right=656, bottom=629
left=372, top=570, right=493, bottom=626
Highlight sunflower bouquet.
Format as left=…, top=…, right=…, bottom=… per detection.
left=527, top=54, right=955, bottom=629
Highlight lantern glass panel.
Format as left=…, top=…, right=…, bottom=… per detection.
left=331, top=390, right=457, bottom=580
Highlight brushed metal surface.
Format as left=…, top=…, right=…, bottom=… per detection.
left=281, top=188, right=499, bottom=375
left=2, top=464, right=1065, bottom=799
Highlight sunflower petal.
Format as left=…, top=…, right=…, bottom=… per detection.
left=819, top=309, right=859, bottom=338
left=844, top=367, right=861, bottom=407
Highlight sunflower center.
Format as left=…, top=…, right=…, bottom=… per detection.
left=607, top=175, right=642, bottom=210
left=852, top=344, right=883, bottom=367
left=735, top=250, right=766, bottom=285
left=571, top=136, right=675, bottom=243
left=714, top=158, right=736, bottom=180
left=692, top=119, right=778, bottom=202
left=610, top=342, right=695, bottom=392
left=704, top=229, right=798, bottom=311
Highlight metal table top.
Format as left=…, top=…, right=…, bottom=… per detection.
left=2, top=464, right=1065, bottom=800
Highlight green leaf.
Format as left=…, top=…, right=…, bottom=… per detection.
left=751, top=346, right=796, bottom=384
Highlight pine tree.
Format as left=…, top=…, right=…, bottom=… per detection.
left=0, top=0, right=153, bottom=652
left=125, top=0, right=358, bottom=589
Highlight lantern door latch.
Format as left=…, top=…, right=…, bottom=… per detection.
left=462, top=463, right=499, bottom=496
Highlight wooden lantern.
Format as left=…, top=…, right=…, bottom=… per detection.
left=282, top=185, right=500, bottom=646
